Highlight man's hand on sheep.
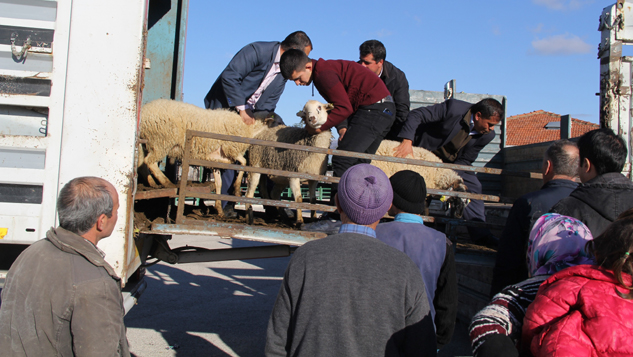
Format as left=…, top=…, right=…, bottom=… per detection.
left=239, top=108, right=256, bottom=125
left=338, top=128, right=347, bottom=141
left=393, top=139, right=414, bottom=158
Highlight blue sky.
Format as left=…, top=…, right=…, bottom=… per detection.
left=183, top=0, right=611, bottom=127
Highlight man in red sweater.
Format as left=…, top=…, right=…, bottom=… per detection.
left=280, top=49, right=396, bottom=230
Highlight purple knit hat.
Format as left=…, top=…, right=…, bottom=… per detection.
left=337, top=164, right=393, bottom=225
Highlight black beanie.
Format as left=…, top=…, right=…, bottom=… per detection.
left=389, top=170, right=426, bottom=215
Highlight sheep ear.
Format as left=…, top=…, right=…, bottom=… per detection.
left=324, top=103, right=335, bottom=111
left=264, top=117, right=276, bottom=127
left=296, top=111, right=305, bottom=118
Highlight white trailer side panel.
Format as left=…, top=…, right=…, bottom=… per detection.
left=0, top=0, right=147, bottom=284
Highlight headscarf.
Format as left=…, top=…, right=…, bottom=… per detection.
left=527, top=213, right=594, bottom=277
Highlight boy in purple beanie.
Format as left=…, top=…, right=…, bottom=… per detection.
left=266, top=164, right=437, bottom=357
left=375, top=170, right=458, bottom=349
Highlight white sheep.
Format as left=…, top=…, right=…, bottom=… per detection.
left=294, top=99, right=468, bottom=216
left=372, top=140, right=467, bottom=192
left=138, top=99, right=273, bottom=216
left=291, top=99, right=466, bottom=192
left=243, top=100, right=334, bottom=226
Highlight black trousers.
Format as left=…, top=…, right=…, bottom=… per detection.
left=457, top=170, right=492, bottom=241
left=330, top=101, right=396, bottom=203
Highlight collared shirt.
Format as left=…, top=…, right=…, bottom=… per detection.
left=339, top=223, right=377, bottom=238
left=394, top=212, right=425, bottom=225
left=237, top=47, right=282, bottom=111
left=468, top=114, right=479, bottom=136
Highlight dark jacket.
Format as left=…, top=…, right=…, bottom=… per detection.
left=381, top=61, right=410, bottom=125
left=0, top=227, right=129, bottom=356
left=490, top=179, right=578, bottom=295
left=550, top=172, right=633, bottom=237
left=376, top=218, right=458, bottom=348
left=204, top=41, right=285, bottom=112
left=398, top=99, right=495, bottom=166
left=265, top=233, right=436, bottom=357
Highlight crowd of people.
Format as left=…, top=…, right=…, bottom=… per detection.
left=1, top=31, right=633, bottom=357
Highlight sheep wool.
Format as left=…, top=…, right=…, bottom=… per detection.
left=245, top=124, right=332, bottom=225
left=138, top=99, right=271, bottom=215
left=372, top=140, right=466, bottom=192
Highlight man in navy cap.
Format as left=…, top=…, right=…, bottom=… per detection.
left=376, top=170, right=458, bottom=349
left=266, top=164, right=436, bottom=357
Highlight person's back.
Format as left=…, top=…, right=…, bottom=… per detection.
left=266, top=164, right=436, bottom=357
left=551, top=172, right=633, bottom=235
left=375, top=170, right=457, bottom=348
left=267, top=233, right=433, bottom=356
left=551, top=128, right=633, bottom=236
left=491, top=140, right=579, bottom=294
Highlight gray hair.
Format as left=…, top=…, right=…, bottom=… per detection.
left=57, top=177, right=114, bottom=235
left=545, top=139, right=579, bottom=177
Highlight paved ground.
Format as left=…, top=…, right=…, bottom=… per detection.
left=125, top=235, right=473, bottom=356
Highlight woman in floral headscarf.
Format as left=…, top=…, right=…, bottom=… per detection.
left=469, top=213, right=593, bottom=357
left=522, top=209, right=633, bottom=357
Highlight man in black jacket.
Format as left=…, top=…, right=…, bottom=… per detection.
left=490, top=139, right=579, bottom=295
left=345, top=40, right=410, bottom=141
left=393, top=98, right=504, bottom=243
left=550, top=128, right=633, bottom=237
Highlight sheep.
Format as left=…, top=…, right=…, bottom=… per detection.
left=290, top=99, right=468, bottom=217
left=371, top=140, right=469, bottom=217
left=138, top=99, right=274, bottom=216
left=243, top=100, right=334, bottom=226
left=372, top=140, right=467, bottom=192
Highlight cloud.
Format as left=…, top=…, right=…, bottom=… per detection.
left=531, top=34, right=593, bottom=55
left=492, top=26, right=501, bottom=36
left=533, top=0, right=594, bottom=11
left=531, top=23, right=545, bottom=34
left=374, top=29, right=393, bottom=38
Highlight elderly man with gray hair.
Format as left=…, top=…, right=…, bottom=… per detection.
left=0, top=177, right=129, bottom=356
left=266, top=164, right=436, bottom=357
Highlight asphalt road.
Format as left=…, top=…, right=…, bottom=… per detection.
left=125, top=235, right=473, bottom=356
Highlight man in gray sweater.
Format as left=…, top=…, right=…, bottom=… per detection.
left=266, top=164, right=437, bottom=356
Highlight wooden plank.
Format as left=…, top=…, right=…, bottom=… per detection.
left=134, top=187, right=178, bottom=200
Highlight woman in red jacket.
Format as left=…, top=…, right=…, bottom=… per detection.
left=522, top=209, right=633, bottom=357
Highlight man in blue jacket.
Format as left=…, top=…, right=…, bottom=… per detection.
left=376, top=170, right=458, bottom=349
left=203, top=31, right=312, bottom=216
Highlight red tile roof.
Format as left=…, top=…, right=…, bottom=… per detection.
left=506, top=110, right=599, bottom=146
